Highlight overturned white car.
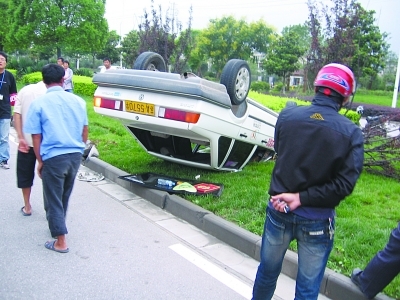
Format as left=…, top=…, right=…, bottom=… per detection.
left=93, top=52, right=278, bottom=171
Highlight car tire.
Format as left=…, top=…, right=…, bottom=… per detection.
left=220, top=59, right=251, bottom=105
left=133, top=52, right=167, bottom=72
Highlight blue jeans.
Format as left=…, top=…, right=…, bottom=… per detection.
left=0, top=118, right=10, bottom=162
left=42, top=152, right=81, bottom=238
left=357, top=222, right=400, bottom=299
left=252, top=208, right=334, bottom=300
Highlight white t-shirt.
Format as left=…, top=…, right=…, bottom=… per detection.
left=13, top=81, right=47, bottom=147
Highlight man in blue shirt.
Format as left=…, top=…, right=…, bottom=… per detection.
left=24, top=63, right=88, bottom=253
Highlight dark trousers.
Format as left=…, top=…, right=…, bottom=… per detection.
left=359, top=222, right=400, bottom=298
left=42, top=152, right=81, bottom=238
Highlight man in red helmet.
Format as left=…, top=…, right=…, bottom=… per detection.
left=252, top=63, right=364, bottom=300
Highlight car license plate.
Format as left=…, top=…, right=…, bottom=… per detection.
left=125, top=100, right=154, bottom=116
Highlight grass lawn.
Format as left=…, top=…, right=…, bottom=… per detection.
left=353, top=89, right=400, bottom=108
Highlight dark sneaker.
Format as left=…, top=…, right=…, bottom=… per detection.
left=351, top=268, right=364, bottom=291
left=0, top=161, right=10, bottom=169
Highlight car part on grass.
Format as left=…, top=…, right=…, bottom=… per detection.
left=361, top=112, right=400, bottom=180
left=119, top=172, right=224, bottom=197
left=133, top=51, right=167, bottom=72
left=76, top=170, right=105, bottom=182
left=220, top=59, right=251, bottom=105
left=82, top=140, right=99, bottom=163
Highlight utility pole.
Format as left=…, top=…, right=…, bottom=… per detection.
left=392, top=48, right=400, bottom=108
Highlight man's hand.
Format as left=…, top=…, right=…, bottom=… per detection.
left=270, top=193, right=301, bottom=213
left=36, top=161, right=43, bottom=179
left=17, top=138, right=30, bottom=153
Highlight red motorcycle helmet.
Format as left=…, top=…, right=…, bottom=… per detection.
left=314, top=63, right=355, bottom=98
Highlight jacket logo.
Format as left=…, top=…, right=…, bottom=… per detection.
left=310, top=113, right=324, bottom=120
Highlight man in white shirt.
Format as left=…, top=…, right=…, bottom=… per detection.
left=13, top=81, right=47, bottom=216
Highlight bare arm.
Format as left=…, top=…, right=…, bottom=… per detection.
left=32, top=134, right=43, bottom=178
left=82, top=125, right=88, bottom=143
left=13, top=113, right=29, bottom=153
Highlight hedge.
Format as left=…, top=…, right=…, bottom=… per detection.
left=20, top=72, right=97, bottom=97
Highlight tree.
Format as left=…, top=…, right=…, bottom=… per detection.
left=121, top=30, right=140, bottom=68
left=137, top=0, right=193, bottom=73
left=197, top=16, right=276, bottom=77
left=306, top=0, right=389, bottom=90
left=197, top=16, right=250, bottom=77
left=186, top=29, right=207, bottom=76
left=96, top=30, right=121, bottom=65
left=0, top=0, right=10, bottom=51
left=282, top=24, right=310, bottom=61
left=247, top=20, right=275, bottom=56
left=28, top=45, right=56, bottom=62
left=263, top=29, right=307, bottom=92
left=351, top=3, right=389, bottom=89
left=7, top=0, right=109, bottom=58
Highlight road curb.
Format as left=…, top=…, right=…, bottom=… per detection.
left=85, top=157, right=393, bottom=300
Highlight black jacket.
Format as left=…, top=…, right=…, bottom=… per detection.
left=269, top=94, right=364, bottom=209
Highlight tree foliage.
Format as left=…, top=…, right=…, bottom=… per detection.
left=186, top=29, right=207, bottom=76
left=121, top=30, right=140, bottom=68
left=6, top=0, right=109, bottom=58
left=0, top=0, right=10, bottom=51
left=198, top=16, right=275, bottom=77
left=95, top=30, right=121, bottom=64
left=137, top=0, right=193, bottom=73
left=282, top=24, right=310, bottom=62
left=198, top=16, right=248, bottom=76
left=306, top=0, right=389, bottom=89
left=263, top=28, right=307, bottom=91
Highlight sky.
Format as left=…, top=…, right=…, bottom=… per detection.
left=105, top=0, right=399, bottom=54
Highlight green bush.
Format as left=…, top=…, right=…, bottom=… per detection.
left=20, top=72, right=96, bottom=97
left=248, top=91, right=361, bottom=124
left=273, top=82, right=284, bottom=92
left=73, top=75, right=97, bottom=96
left=251, top=81, right=270, bottom=93
left=21, top=72, right=42, bottom=84
left=74, top=68, right=94, bottom=77
left=7, top=69, right=17, bottom=77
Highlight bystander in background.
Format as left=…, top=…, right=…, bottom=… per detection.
left=57, top=57, right=64, bottom=66
left=101, top=57, right=111, bottom=72
left=63, top=60, right=73, bottom=92
left=0, top=51, right=17, bottom=170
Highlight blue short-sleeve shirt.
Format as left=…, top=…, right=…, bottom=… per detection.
left=24, top=86, right=88, bottom=161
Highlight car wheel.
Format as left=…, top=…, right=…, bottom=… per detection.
left=133, top=52, right=167, bottom=72
left=220, top=59, right=251, bottom=105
